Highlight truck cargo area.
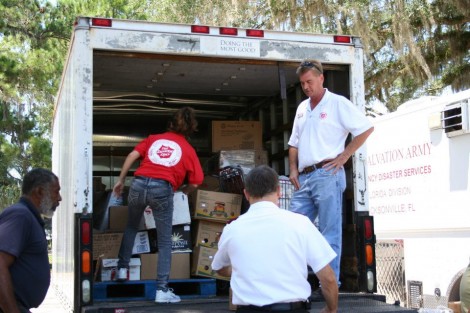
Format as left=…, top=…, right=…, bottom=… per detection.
left=52, top=17, right=408, bottom=313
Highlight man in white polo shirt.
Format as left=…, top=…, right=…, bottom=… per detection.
left=212, top=165, right=338, bottom=313
left=288, top=59, right=374, bottom=286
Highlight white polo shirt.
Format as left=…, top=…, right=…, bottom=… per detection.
left=211, top=201, right=336, bottom=306
left=288, top=89, right=372, bottom=172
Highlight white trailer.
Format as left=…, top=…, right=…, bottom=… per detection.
left=367, top=90, right=470, bottom=310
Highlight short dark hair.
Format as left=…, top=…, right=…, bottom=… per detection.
left=168, top=107, right=198, bottom=137
left=22, top=168, right=58, bottom=195
left=244, top=165, right=279, bottom=198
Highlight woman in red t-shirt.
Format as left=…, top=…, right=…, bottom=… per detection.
left=112, top=107, right=203, bottom=303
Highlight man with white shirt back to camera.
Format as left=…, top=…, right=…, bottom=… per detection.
left=212, top=165, right=338, bottom=313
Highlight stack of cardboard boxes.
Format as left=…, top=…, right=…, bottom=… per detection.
left=190, top=190, right=242, bottom=281
left=208, top=121, right=267, bottom=176
left=92, top=120, right=266, bottom=287
left=93, top=191, right=192, bottom=282
left=189, top=121, right=266, bottom=282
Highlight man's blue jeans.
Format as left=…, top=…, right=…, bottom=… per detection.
left=289, top=167, right=346, bottom=285
left=117, top=176, right=174, bottom=291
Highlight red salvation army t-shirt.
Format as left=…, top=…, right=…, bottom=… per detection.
left=133, top=132, right=203, bottom=190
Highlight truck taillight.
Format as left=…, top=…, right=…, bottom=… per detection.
left=334, top=35, right=351, bottom=43
left=357, top=214, right=377, bottom=293
left=190, top=24, right=265, bottom=38
left=365, top=244, right=374, bottom=265
left=246, top=29, right=264, bottom=37
left=91, top=18, right=112, bottom=27
left=220, top=27, right=238, bottom=36
left=364, top=219, right=373, bottom=240
left=81, top=250, right=91, bottom=274
left=76, top=215, right=93, bottom=308
left=82, top=220, right=91, bottom=245
left=191, top=25, right=210, bottom=34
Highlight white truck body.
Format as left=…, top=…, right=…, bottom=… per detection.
left=51, top=16, right=402, bottom=313
left=367, top=89, right=470, bottom=309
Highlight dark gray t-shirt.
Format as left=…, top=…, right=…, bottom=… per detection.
left=0, top=197, right=50, bottom=309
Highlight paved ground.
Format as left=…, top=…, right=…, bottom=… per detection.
left=31, top=288, right=64, bottom=313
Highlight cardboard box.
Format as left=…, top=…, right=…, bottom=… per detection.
left=193, top=190, right=242, bottom=223
left=146, top=224, right=191, bottom=253
left=101, top=258, right=141, bottom=281
left=171, top=224, right=192, bottom=252
left=140, top=253, right=190, bottom=280
left=93, top=230, right=153, bottom=260
left=109, top=206, right=145, bottom=231
left=212, top=121, right=262, bottom=152
left=191, top=245, right=229, bottom=281
left=194, top=220, right=225, bottom=248
left=93, top=232, right=123, bottom=260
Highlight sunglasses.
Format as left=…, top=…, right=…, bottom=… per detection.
left=300, top=61, right=323, bottom=74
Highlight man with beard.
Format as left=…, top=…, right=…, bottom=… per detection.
left=0, top=168, right=62, bottom=313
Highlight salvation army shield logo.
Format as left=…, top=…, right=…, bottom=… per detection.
left=157, top=145, right=174, bottom=158
left=148, top=139, right=182, bottom=167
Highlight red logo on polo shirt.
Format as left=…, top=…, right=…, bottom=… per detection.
left=320, top=112, right=327, bottom=119
left=157, top=145, right=174, bottom=158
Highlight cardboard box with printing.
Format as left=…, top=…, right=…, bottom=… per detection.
left=140, top=253, right=190, bottom=280
left=212, top=121, right=262, bottom=152
left=193, top=190, right=242, bottom=223
left=147, top=224, right=192, bottom=253
left=193, top=220, right=225, bottom=248
left=191, top=245, right=230, bottom=281
left=171, top=224, right=192, bottom=252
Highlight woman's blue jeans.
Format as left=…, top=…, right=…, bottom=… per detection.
left=117, top=176, right=174, bottom=291
left=289, top=167, right=346, bottom=285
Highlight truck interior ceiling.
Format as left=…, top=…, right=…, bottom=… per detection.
left=92, top=50, right=351, bottom=178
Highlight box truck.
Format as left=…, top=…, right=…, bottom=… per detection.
left=368, top=89, right=470, bottom=310
left=52, top=16, right=416, bottom=312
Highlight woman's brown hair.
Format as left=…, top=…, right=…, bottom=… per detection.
left=168, top=106, right=198, bottom=137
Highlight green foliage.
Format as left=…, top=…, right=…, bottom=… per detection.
left=0, top=0, right=60, bottom=208
left=137, top=0, right=468, bottom=112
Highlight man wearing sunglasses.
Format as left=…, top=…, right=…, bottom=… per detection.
left=288, top=59, right=374, bottom=287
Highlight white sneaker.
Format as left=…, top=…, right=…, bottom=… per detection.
left=115, top=268, right=128, bottom=282
left=155, top=288, right=181, bottom=303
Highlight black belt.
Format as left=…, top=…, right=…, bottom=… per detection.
left=238, top=301, right=309, bottom=311
left=300, top=160, right=329, bottom=175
